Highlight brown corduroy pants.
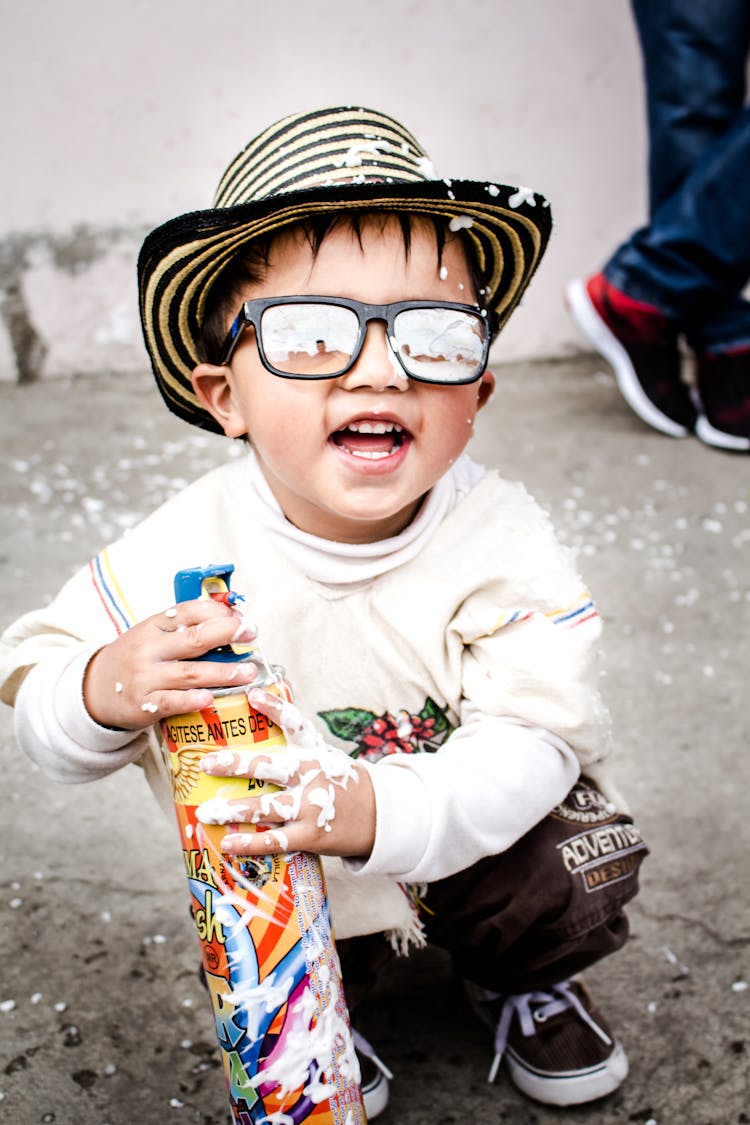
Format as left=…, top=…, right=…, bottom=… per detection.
left=338, top=777, right=648, bottom=1007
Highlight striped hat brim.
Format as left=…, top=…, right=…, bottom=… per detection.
left=138, top=110, right=552, bottom=432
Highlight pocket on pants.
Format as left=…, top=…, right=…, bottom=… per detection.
left=548, top=776, right=649, bottom=940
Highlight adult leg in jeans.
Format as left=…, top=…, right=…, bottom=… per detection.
left=605, top=0, right=750, bottom=348
left=637, top=0, right=750, bottom=211
left=566, top=0, right=750, bottom=443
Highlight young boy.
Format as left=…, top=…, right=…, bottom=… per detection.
left=0, top=106, right=647, bottom=1116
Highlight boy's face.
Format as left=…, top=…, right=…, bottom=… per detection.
left=192, top=216, right=495, bottom=544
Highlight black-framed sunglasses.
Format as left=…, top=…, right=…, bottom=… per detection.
left=219, top=296, right=499, bottom=385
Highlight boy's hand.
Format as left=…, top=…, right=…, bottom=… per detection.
left=83, top=599, right=259, bottom=730
left=197, top=689, right=376, bottom=860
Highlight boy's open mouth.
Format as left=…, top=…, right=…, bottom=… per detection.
left=330, top=420, right=410, bottom=460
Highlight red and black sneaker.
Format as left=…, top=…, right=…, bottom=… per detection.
left=565, top=273, right=697, bottom=437
left=695, top=347, right=750, bottom=452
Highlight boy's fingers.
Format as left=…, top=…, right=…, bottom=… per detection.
left=137, top=672, right=257, bottom=721
left=221, top=828, right=294, bottom=856
left=201, top=749, right=301, bottom=785
left=98, top=666, right=258, bottom=728
left=157, top=658, right=258, bottom=692
left=248, top=693, right=323, bottom=755
left=196, top=794, right=290, bottom=826
left=152, top=598, right=258, bottom=652
left=200, top=749, right=261, bottom=776
left=246, top=688, right=286, bottom=725
left=155, top=614, right=258, bottom=659
left=154, top=598, right=236, bottom=630
left=219, top=818, right=344, bottom=856
left=118, top=664, right=257, bottom=722
left=134, top=688, right=216, bottom=722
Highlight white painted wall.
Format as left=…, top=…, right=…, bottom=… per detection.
left=0, top=0, right=646, bottom=380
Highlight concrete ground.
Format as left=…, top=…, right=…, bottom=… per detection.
left=0, top=357, right=748, bottom=1125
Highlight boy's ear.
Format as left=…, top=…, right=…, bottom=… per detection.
left=476, top=368, right=496, bottom=411
left=191, top=363, right=247, bottom=438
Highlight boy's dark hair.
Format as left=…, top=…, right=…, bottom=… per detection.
left=198, top=211, right=488, bottom=365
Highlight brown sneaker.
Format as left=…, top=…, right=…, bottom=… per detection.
left=464, top=977, right=628, bottom=1107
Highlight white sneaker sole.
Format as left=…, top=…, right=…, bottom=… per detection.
left=565, top=278, right=690, bottom=438
left=362, top=1069, right=389, bottom=1119
left=695, top=412, right=750, bottom=452
left=507, top=1037, right=629, bottom=1107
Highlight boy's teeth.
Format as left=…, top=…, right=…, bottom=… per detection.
left=346, top=421, right=403, bottom=434
left=333, top=418, right=407, bottom=459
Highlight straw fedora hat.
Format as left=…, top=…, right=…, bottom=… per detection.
left=138, top=105, right=552, bottom=432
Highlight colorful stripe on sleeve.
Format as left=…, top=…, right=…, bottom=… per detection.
left=89, top=549, right=137, bottom=635
left=491, top=591, right=600, bottom=635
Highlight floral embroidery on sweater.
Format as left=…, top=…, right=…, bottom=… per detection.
left=318, top=697, right=454, bottom=762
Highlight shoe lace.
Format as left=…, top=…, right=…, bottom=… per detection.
left=485, top=979, right=613, bottom=1083
left=352, top=1028, right=394, bottom=1081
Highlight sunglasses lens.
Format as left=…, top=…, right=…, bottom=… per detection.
left=261, top=303, right=359, bottom=376
left=393, top=308, right=486, bottom=382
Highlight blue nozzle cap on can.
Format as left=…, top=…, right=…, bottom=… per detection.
left=173, top=564, right=249, bottom=663
left=174, top=564, right=236, bottom=604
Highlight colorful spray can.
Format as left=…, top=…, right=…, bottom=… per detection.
left=159, top=565, right=365, bottom=1125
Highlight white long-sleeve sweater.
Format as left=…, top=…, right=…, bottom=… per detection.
left=0, top=451, right=614, bottom=942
